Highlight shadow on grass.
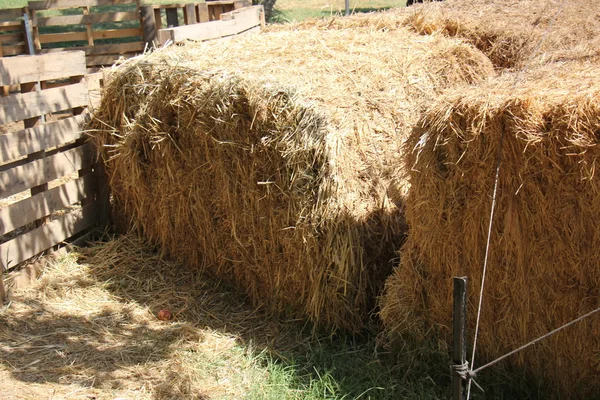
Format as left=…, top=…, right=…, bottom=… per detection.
left=0, top=234, right=549, bottom=399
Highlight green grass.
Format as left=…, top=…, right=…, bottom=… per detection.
left=273, top=0, right=405, bottom=22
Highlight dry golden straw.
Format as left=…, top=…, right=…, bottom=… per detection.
left=90, top=23, right=493, bottom=332
left=380, top=61, right=600, bottom=399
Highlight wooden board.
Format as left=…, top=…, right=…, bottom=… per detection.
left=0, top=203, right=97, bottom=271
left=38, top=30, right=88, bottom=44
left=0, top=173, right=96, bottom=235
left=0, top=33, right=23, bottom=43
left=34, top=11, right=140, bottom=27
left=0, top=83, right=89, bottom=124
left=0, top=114, right=89, bottom=164
left=0, top=51, right=86, bottom=86
left=0, top=143, right=93, bottom=199
left=0, top=8, right=24, bottom=21
left=157, top=5, right=261, bottom=45
left=0, top=44, right=26, bottom=56
left=37, top=41, right=144, bottom=56
left=28, top=0, right=137, bottom=11
left=85, top=54, right=125, bottom=66
left=92, top=27, right=143, bottom=40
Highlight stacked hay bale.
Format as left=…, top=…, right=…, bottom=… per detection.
left=380, top=61, right=600, bottom=397
left=91, top=26, right=494, bottom=331
left=285, top=0, right=600, bottom=70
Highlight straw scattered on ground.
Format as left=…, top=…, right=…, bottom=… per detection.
left=0, top=235, right=454, bottom=400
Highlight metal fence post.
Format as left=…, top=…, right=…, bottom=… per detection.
left=452, top=276, right=468, bottom=400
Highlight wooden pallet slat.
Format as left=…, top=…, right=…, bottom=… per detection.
left=92, top=27, right=143, bottom=40
left=85, top=53, right=125, bottom=66
left=38, top=30, right=88, bottom=44
left=37, top=41, right=144, bottom=56
left=0, top=44, right=26, bottom=56
left=0, top=114, right=89, bottom=164
left=158, top=5, right=262, bottom=45
left=34, top=11, right=140, bottom=27
left=28, top=0, right=138, bottom=11
left=0, top=142, right=93, bottom=199
left=0, top=174, right=96, bottom=235
left=0, top=21, right=25, bottom=28
left=0, top=8, right=25, bottom=21
left=0, top=203, right=97, bottom=272
left=0, top=33, right=23, bottom=43
left=0, top=51, right=86, bottom=86
left=0, top=83, right=89, bottom=124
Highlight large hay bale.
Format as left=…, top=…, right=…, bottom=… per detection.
left=91, top=26, right=493, bottom=331
left=380, top=61, right=600, bottom=397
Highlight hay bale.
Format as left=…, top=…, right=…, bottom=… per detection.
left=403, top=0, right=600, bottom=69
left=91, top=26, right=494, bottom=332
left=380, top=61, right=600, bottom=398
left=285, top=0, right=600, bottom=70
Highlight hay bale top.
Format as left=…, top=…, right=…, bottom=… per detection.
left=284, top=0, right=600, bottom=69
left=107, top=26, right=493, bottom=215
left=436, top=60, right=599, bottom=107
left=409, top=60, right=600, bottom=181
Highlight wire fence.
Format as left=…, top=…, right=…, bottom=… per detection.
left=442, top=0, right=600, bottom=398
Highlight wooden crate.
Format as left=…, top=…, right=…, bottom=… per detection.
left=0, top=51, right=104, bottom=299
left=29, top=0, right=145, bottom=70
left=157, top=5, right=263, bottom=45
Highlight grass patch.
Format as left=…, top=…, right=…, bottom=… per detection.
left=0, top=235, right=448, bottom=399
left=0, top=235, right=547, bottom=399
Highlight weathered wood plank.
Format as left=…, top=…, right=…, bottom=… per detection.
left=34, top=11, right=140, bottom=27
left=93, top=27, right=143, bottom=39
left=0, top=203, right=97, bottom=271
left=0, top=174, right=96, bottom=235
left=0, top=143, right=93, bottom=199
left=40, top=28, right=142, bottom=44
left=85, top=54, right=123, bottom=66
left=0, top=33, right=23, bottom=43
left=141, top=6, right=157, bottom=45
left=0, top=114, right=89, bottom=164
left=38, top=31, right=88, bottom=44
left=158, top=6, right=261, bottom=45
left=0, top=8, right=24, bottom=21
left=0, top=44, right=26, bottom=56
left=37, top=41, right=143, bottom=56
left=184, top=4, right=196, bottom=25
left=0, top=51, right=86, bottom=86
left=197, top=3, right=209, bottom=23
left=0, top=83, right=88, bottom=124
left=28, top=0, right=137, bottom=11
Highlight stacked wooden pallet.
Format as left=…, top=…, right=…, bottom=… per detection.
left=0, top=51, right=106, bottom=298
left=29, top=0, right=145, bottom=70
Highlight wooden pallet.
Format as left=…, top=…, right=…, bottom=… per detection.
left=156, top=5, right=263, bottom=46
left=29, top=0, right=145, bottom=70
left=0, top=51, right=106, bottom=300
